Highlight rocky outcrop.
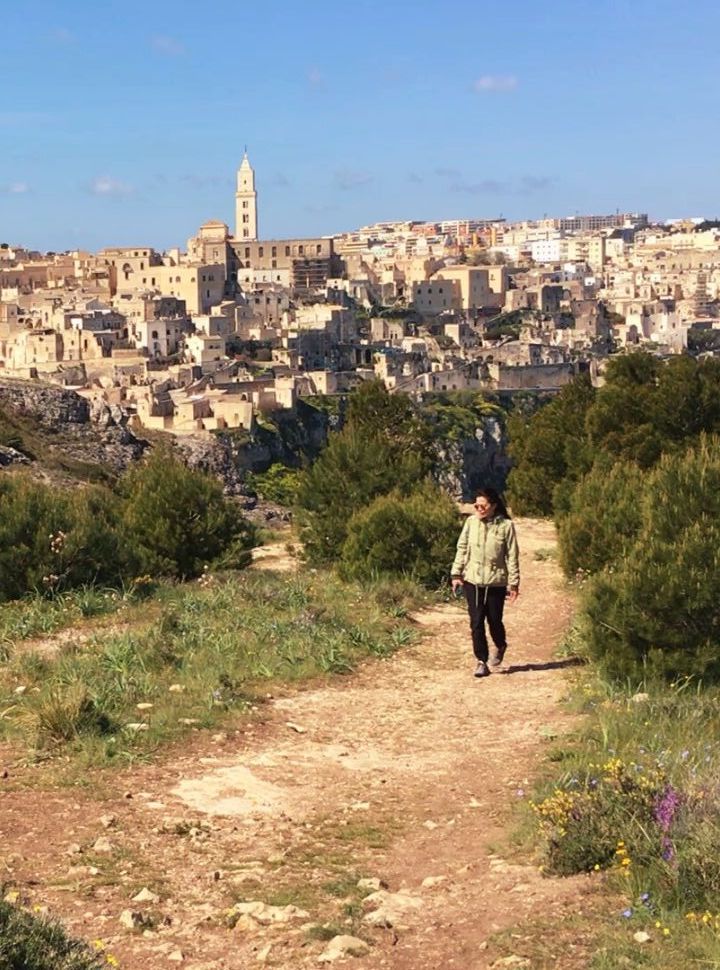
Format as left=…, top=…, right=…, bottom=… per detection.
left=176, top=400, right=330, bottom=495
left=433, top=415, right=511, bottom=501
left=0, top=380, right=90, bottom=428
left=0, top=445, right=30, bottom=467
left=0, top=378, right=147, bottom=475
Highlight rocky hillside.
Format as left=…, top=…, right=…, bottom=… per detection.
left=0, top=379, right=512, bottom=500
left=0, top=378, right=147, bottom=482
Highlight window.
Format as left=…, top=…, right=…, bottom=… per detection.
left=317, top=244, right=322, bottom=255
left=242, top=201, right=248, bottom=209
left=271, top=260, right=277, bottom=268
left=299, top=245, right=304, bottom=255
left=259, top=247, right=264, bottom=257
left=243, top=215, right=249, bottom=223
left=285, top=246, right=290, bottom=256
left=271, top=246, right=277, bottom=257
left=243, top=230, right=249, bottom=238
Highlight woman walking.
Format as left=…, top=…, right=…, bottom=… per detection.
left=451, top=488, right=520, bottom=678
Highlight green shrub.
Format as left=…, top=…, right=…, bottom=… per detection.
left=531, top=674, right=720, bottom=925
left=246, top=463, right=301, bottom=505
left=119, top=445, right=255, bottom=579
left=339, top=484, right=460, bottom=587
left=296, top=431, right=427, bottom=564
left=0, top=476, right=124, bottom=603
left=0, top=898, right=104, bottom=970
left=533, top=756, right=667, bottom=876
left=506, top=374, right=595, bottom=516
left=557, top=457, right=644, bottom=577
left=23, top=684, right=117, bottom=748
left=582, top=437, right=720, bottom=683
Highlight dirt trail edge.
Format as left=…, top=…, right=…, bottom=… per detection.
left=1, top=518, right=594, bottom=970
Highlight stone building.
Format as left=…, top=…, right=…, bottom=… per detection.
left=235, top=152, right=258, bottom=241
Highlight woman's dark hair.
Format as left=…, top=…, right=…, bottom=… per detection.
left=476, top=487, right=510, bottom=519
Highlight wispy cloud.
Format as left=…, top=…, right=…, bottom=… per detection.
left=449, top=174, right=553, bottom=196
left=307, top=66, right=324, bottom=88
left=435, top=166, right=462, bottom=179
left=334, top=169, right=374, bottom=191
left=180, top=173, right=228, bottom=189
left=87, top=175, right=133, bottom=198
left=518, top=175, right=553, bottom=195
left=450, top=178, right=507, bottom=194
left=1, top=181, right=30, bottom=195
left=266, top=172, right=291, bottom=188
left=305, top=202, right=339, bottom=215
left=151, top=35, right=186, bottom=56
left=473, top=74, right=518, bottom=93
left=407, top=172, right=423, bottom=184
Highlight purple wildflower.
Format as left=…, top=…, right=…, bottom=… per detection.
left=622, top=908, right=633, bottom=918
left=654, top=785, right=682, bottom=832
left=640, top=892, right=650, bottom=903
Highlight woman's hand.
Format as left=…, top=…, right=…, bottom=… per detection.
left=508, top=587, right=519, bottom=603
left=451, top=578, right=464, bottom=594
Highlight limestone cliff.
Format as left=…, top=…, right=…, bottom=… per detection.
left=176, top=400, right=330, bottom=497
left=432, top=415, right=511, bottom=501
left=0, top=378, right=147, bottom=479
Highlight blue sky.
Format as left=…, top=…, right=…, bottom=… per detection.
left=1, top=0, right=718, bottom=252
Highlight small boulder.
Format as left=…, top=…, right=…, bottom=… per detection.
left=357, top=877, right=384, bottom=893
left=92, top=837, right=114, bottom=854
left=119, top=909, right=148, bottom=931
left=318, top=935, right=370, bottom=962
left=132, top=887, right=160, bottom=904
left=421, top=876, right=446, bottom=889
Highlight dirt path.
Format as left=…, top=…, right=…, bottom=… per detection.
left=1, top=519, right=593, bottom=970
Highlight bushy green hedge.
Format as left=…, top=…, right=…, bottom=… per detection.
left=582, top=438, right=720, bottom=683
left=296, top=382, right=432, bottom=565
left=246, top=462, right=301, bottom=505
left=0, top=478, right=125, bottom=602
left=0, top=446, right=255, bottom=602
left=340, top=484, right=460, bottom=587
left=120, top=445, right=254, bottom=579
left=556, top=457, right=644, bottom=578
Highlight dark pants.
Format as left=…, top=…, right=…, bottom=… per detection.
left=463, top=582, right=507, bottom=662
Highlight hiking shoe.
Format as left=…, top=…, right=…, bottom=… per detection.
left=474, top=661, right=490, bottom=678
left=489, top=646, right=507, bottom=668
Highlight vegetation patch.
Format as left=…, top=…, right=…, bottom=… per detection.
left=521, top=647, right=720, bottom=965
left=0, top=570, right=425, bottom=769
left=0, top=897, right=106, bottom=970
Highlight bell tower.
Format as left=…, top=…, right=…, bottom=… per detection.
left=235, top=150, right=258, bottom=240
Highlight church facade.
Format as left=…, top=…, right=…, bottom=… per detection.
left=189, top=152, right=341, bottom=299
